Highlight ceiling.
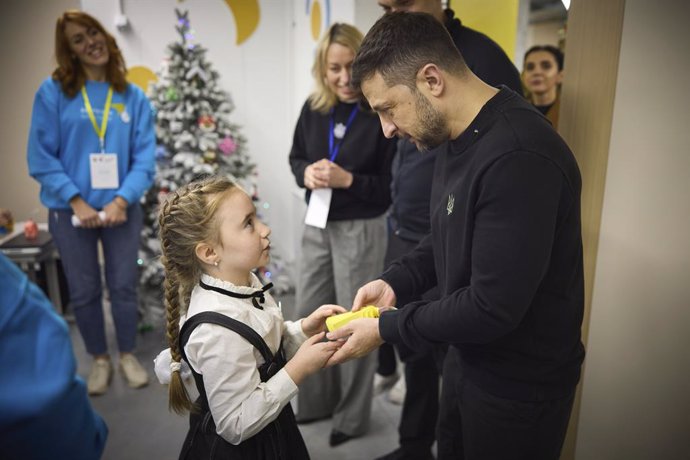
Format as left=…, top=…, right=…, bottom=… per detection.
left=530, top=0, right=568, bottom=23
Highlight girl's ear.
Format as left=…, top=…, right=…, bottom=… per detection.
left=195, top=242, right=217, bottom=266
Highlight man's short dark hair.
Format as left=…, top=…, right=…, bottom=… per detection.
left=352, top=12, right=467, bottom=91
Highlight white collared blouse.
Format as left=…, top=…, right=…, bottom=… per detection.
left=181, top=272, right=307, bottom=445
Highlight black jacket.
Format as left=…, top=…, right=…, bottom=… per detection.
left=289, top=100, right=395, bottom=221
left=389, top=8, right=523, bottom=242
left=380, top=88, right=585, bottom=401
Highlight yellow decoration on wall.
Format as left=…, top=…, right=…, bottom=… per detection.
left=455, top=0, right=519, bottom=63
left=223, top=0, right=260, bottom=45
left=311, top=1, right=322, bottom=41
left=126, top=66, right=158, bottom=93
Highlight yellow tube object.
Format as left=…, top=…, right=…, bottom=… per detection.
left=326, top=305, right=379, bottom=332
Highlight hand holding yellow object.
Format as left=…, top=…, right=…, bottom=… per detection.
left=326, top=306, right=379, bottom=332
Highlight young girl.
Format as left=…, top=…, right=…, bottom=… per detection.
left=157, top=175, right=344, bottom=459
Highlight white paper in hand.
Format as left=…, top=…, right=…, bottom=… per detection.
left=71, top=211, right=107, bottom=227
left=304, top=187, right=332, bottom=229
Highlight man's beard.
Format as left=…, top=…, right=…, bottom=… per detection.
left=413, top=90, right=448, bottom=151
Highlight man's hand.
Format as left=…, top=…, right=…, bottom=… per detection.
left=352, top=279, right=397, bottom=311
left=325, top=317, right=383, bottom=366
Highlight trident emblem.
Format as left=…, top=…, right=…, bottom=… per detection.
left=447, top=193, right=455, bottom=215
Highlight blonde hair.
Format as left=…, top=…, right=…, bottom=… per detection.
left=158, top=175, right=238, bottom=414
left=308, top=23, right=364, bottom=114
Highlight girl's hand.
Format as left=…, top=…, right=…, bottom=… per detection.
left=301, top=304, right=347, bottom=337
left=284, top=332, right=342, bottom=385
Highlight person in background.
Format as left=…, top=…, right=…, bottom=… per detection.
left=522, top=45, right=565, bottom=129
left=328, top=12, right=584, bottom=460
left=288, top=23, right=396, bottom=447
left=373, top=1, right=523, bottom=459
left=0, top=253, right=108, bottom=459
left=156, top=176, right=344, bottom=459
left=27, top=10, right=155, bottom=395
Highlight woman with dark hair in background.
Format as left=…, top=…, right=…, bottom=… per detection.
left=522, top=45, right=565, bottom=129
left=27, top=10, right=155, bottom=396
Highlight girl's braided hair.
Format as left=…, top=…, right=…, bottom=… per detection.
left=158, top=175, right=237, bottom=414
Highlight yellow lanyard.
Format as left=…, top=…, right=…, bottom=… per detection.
left=81, top=85, right=113, bottom=153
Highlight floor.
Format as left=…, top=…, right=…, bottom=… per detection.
left=70, top=293, right=405, bottom=460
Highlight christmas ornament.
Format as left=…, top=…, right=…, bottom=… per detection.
left=155, top=145, right=168, bottom=159
left=198, top=114, right=216, bottom=132
left=157, top=187, right=169, bottom=204
left=166, top=87, right=179, bottom=101
left=218, top=136, right=237, bottom=155
left=203, top=150, right=217, bottom=163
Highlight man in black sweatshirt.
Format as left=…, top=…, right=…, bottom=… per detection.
left=375, top=2, right=523, bottom=459
left=326, top=12, right=585, bottom=460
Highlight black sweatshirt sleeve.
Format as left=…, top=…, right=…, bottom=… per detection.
left=347, top=130, right=396, bottom=206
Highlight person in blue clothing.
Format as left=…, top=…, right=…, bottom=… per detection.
left=0, top=253, right=108, bottom=459
left=27, top=10, right=155, bottom=396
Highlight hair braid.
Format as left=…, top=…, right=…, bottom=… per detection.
left=157, top=176, right=237, bottom=415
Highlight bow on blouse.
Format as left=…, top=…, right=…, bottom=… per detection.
left=199, top=280, right=274, bottom=310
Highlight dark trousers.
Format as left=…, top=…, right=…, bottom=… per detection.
left=380, top=231, right=442, bottom=456
left=437, top=350, right=575, bottom=460
left=49, top=205, right=142, bottom=355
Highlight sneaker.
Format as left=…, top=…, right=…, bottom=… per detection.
left=373, top=372, right=400, bottom=396
left=387, top=373, right=406, bottom=405
left=119, top=354, right=149, bottom=388
left=87, top=358, right=112, bottom=396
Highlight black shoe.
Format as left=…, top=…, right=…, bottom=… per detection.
left=375, top=447, right=435, bottom=460
left=329, top=429, right=355, bottom=447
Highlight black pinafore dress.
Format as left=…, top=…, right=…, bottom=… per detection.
left=178, top=311, right=310, bottom=460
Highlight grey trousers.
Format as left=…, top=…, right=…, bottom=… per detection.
left=294, top=216, right=387, bottom=436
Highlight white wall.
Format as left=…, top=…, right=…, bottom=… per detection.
left=575, top=0, right=690, bottom=458
left=527, top=19, right=563, bottom=49
left=0, top=0, right=79, bottom=222
left=80, top=0, right=380, bottom=275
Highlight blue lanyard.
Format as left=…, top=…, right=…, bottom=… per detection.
left=328, top=105, right=359, bottom=162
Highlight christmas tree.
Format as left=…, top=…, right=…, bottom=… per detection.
left=138, top=10, right=259, bottom=315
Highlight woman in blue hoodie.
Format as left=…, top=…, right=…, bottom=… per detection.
left=27, top=10, right=155, bottom=396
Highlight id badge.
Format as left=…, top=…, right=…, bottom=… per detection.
left=304, top=188, right=332, bottom=229
left=90, top=153, right=119, bottom=189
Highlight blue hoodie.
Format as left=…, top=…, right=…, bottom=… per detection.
left=27, top=78, right=155, bottom=210
left=0, top=254, right=108, bottom=458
